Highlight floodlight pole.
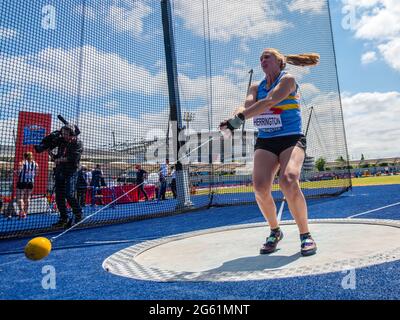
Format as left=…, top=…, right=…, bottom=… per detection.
left=161, top=0, right=193, bottom=209
left=305, top=106, right=314, bottom=137
left=242, top=69, right=253, bottom=160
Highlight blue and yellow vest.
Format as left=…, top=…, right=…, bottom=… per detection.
left=253, top=71, right=302, bottom=138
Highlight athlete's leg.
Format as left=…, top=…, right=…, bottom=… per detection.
left=16, top=188, right=24, bottom=216
left=278, top=146, right=309, bottom=234
left=23, top=189, right=32, bottom=214
left=253, top=149, right=280, bottom=229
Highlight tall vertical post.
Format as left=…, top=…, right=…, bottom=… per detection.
left=327, top=0, right=352, bottom=189
left=161, top=0, right=192, bottom=208
left=76, top=0, right=86, bottom=126
left=111, top=131, right=116, bottom=148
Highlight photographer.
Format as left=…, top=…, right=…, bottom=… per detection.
left=50, top=124, right=83, bottom=228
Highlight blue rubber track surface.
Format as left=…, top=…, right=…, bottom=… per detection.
left=0, top=184, right=399, bottom=300
left=0, top=187, right=345, bottom=234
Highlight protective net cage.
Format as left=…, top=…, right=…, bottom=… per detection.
left=0, top=0, right=350, bottom=239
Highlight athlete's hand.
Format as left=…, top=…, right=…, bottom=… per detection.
left=219, top=119, right=229, bottom=132
left=219, top=113, right=245, bottom=132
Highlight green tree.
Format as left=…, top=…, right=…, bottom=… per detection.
left=315, top=157, right=326, bottom=172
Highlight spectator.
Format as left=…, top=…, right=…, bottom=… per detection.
left=91, top=164, right=104, bottom=206
left=170, top=165, right=177, bottom=199
left=157, top=160, right=169, bottom=201
left=0, top=196, right=3, bottom=215
left=76, top=165, right=89, bottom=207
left=86, top=168, right=92, bottom=185
left=135, top=164, right=149, bottom=201
left=119, top=170, right=128, bottom=185
left=15, top=152, right=38, bottom=218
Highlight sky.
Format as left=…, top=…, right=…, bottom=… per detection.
left=330, top=0, right=400, bottom=160
left=0, top=0, right=399, bottom=161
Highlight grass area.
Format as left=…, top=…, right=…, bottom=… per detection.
left=351, top=175, right=400, bottom=186
left=192, top=175, right=400, bottom=195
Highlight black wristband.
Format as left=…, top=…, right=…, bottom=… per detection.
left=237, top=112, right=245, bottom=121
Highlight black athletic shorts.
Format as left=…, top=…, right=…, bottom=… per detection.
left=254, top=134, right=306, bottom=157
left=17, top=182, right=34, bottom=190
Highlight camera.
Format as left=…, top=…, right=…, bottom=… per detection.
left=34, top=130, right=63, bottom=153
left=34, top=115, right=80, bottom=153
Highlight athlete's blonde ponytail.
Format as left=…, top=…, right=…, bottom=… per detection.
left=262, top=48, right=320, bottom=70
left=285, top=53, right=320, bottom=67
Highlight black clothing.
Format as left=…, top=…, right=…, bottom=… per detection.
left=77, top=189, right=87, bottom=207
left=16, top=182, right=34, bottom=190
left=76, top=169, right=89, bottom=207
left=136, top=169, right=148, bottom=200
left=54, top=170, right=82, bottom=222
left=170, top=178, right=177, bottom=199
left=137, top=184, right=149, bottom=201
left=91, top=169, right=103, bottom=187
left=136, top=169, right=147, bottom=184
left=77, top=169, right=89, bottom=189
left=53, top=138, right=83, bottom=175
left=53, top=138, right=83, bottom=225
left=254, top=134, right=306, bottom=157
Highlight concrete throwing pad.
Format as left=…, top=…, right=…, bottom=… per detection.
left=103, top=219, right=400, bottom=282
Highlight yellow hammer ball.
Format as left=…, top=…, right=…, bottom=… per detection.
left=24, top=237, right=52, bottom=261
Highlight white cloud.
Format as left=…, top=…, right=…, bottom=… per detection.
left=343, top=0, right=381, bottom=7
left=0, top=117, right=18, bottom=146
left=287, top=0, right=326, bottom=14
left=299, top=83, right=321, bottom=101
left=342, top=0, right=400, bottom=72
left=342, top=91, right=400, bottom=158
left=354, top=3, right=400, bottom=40
left=239, top=40, right=251, bottom=53
left=223, top=59, right=254, bottom=83
left=80, top=0, right=152, bottom=37
left=361, top=51, right=377, bottom=64
left=179, top=73, right=249, bottom=130
left=107, top=1, right=152, bottom=35
left=286, top=65, right=311, bottom=81
left=0, top=46, right=166, bottom=97
left=1, top=45, right=246, bottom=109
left=305, top=91, right=349, bottom=160
left=0, top=28, right=17, bottom=40
left=74, top=4, right=96, bottom=20
left=174, top=0, right=291, bottom=42
left=77, top=111, right=166, bottom=149
left=1, top=40, right=258, bottom=146
left=0, top=88, right=23, bottom=105
left=104, top=100, right=119, bottom=109
left=0, top=45, right=251, bottom=147
left=378, top=38, right=400, bottom=71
